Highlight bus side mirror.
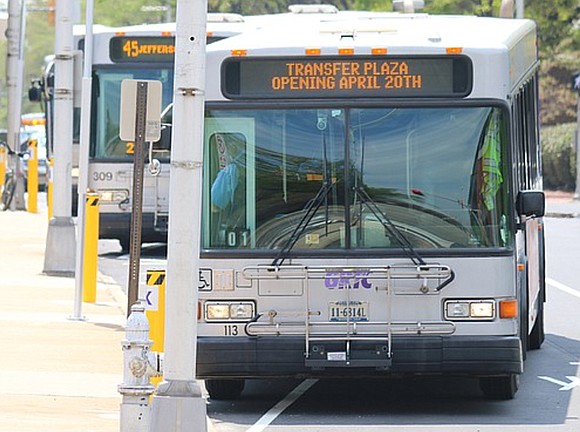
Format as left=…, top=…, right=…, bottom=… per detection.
left=28, top=85, right=42, bottom=102
left=516, top=190, right=545, bottom=218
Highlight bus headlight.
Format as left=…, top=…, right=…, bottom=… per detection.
left=446, top=301, right=469, bottom=318
left=205, top=301, right=255, bottom=322
left=98, top=189, right=129, bottom=203
left=470, top=301, right=495, bottom=318
left=445, top=300, right=495, bottom=320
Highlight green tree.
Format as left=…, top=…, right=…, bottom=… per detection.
left=525, top=0, right=580, bottom=54
left=0, top=0, right=55, bottom=125
left=352, top=0, right=392, bottom=11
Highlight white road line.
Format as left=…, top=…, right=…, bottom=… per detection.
left=546, top=278, right=580, bottom=299
left=246, top=379, right=318, bottom=432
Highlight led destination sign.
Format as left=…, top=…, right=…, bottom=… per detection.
left=223, top=56, right=472, bottom=98
left=110, top=36, right=175, bottom=63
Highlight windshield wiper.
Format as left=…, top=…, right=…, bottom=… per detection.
left=353, top=186, right=426, bottom=266
left=271, top=180, right=334, bottom=267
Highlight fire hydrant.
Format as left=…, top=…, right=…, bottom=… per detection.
left=119, top=302, right=159, bottom=432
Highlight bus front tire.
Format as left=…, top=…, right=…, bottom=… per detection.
left=479, top=374, right=519, bottom=400
left=205, top=379, right=245, bottom=400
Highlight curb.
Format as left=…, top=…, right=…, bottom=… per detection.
left=545, top=211, right=579, bottom=219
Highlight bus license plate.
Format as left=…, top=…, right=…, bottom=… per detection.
left=329, top=301, right=369, bottom=322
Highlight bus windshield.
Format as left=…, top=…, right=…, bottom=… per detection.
left=202, top=106, right=511, bottom=252
left=92, top=67, right=174, bottom=160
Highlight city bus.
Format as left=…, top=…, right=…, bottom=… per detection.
left=33, top=14, right=253, bottom=250
left=30, top=5, right=377, bottom=249
left=194, top=13, right=545, bottom=401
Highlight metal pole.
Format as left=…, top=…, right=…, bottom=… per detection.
left=12, top=0, right=26, bottom=210
left=150, top=0, right=208, bottom=429
left=515, top=0, right=524, bottom=19
left=165, top=0, right=172, bottom=22
left=72, top=0, right=94, bottom=319
left=6, top=0, right=20, bottom=159
left=44, top=0, right=76, bottom=276
left=499, top=0, right=514, bottom=18
left=6, top=0, right=25, bottom=211
left=127, top=82, right=148, bottom=314
left=575, top=94, right=580, bottom=199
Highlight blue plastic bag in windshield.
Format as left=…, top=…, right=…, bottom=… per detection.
left=211, top=163, right=239, bottom=209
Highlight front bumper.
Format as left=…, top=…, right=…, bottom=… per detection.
left=197, top=335, right=522, bottom=379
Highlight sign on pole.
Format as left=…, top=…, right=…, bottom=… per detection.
left=120, top=79, right=163, bottom=142
left=119, top=79, right=162, bottom=313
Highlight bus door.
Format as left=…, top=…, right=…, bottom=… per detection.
left=204, top=118, right=256, bottom=249
left=524, top=211, right=541, bottom=325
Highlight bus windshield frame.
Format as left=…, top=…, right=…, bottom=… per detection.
left=202, top=99, right=513, bottom=256
left=90, top=64, right=174, bottom=161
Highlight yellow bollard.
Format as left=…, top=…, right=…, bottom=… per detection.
left=27, top=139, right=38, bottom=213
left=146, top=269, right=166, bottom=387
left=47, top=157, right=54, bottom=220
left=82, top=193, right=100, bottom=303
left=0, top=145, right=5, bottom=188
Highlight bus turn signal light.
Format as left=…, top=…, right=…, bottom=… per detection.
left=371, top=48, right=387, bottom=55
left=499, top=299, right=518, bottom=319
left=446, top=47, right=463, bottom=54
left=305, top=48, right=321, bottom=56
left=338, top=48, right=354, bottom=55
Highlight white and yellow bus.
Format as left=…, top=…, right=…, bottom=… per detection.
left=193, top=12, right=545, bottom=401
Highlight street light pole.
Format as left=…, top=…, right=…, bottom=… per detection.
left=43, top=0, right=76, bottom=276
left=149, top=0, right=208, bottom=430
left=515, top=0, right=524, bottom=19
left=72, top=0, right=95, bottom=319
left=6, top=0, right=26, bottom=210
left=575, top=93, right=580, bottom=199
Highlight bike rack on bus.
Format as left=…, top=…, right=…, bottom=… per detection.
left=243, top=264, right=455, bottom=369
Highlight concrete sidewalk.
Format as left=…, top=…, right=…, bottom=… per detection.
left=0, top=207, right=126, bottom=432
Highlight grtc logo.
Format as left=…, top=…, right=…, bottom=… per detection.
left=324, top=271, right=373, bottom=289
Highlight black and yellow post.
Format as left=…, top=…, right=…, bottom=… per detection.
left=47, top=157, right=53, bottom=220
left=0, top=145, right=5, bottom=188
left=27, top=139, right=38, bottom=213
left=83, top=193, right=100, bottom=303
left=146, top=269, right=166, bottom=387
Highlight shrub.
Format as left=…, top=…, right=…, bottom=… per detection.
left=541, top=122, right=576, bottom=190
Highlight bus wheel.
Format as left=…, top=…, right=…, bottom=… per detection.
left=528, top=300, right=545, bottom=350
left=479, top=374, right=519, bottom=400
left=205, top=379, right=245, bottom=400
